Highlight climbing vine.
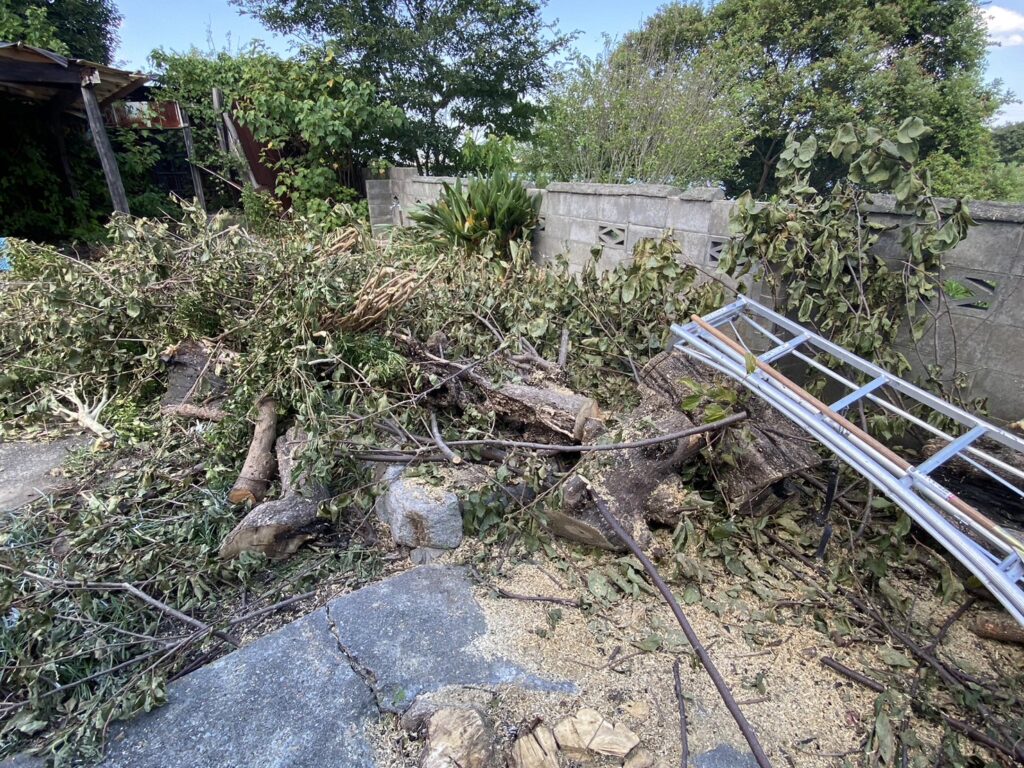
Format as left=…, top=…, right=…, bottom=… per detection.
left=721, top=118, right=975, bottom=378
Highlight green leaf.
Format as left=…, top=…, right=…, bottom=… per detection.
left=878, top=646, right=913, bottom=668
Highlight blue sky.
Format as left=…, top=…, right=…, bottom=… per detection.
left=115, top=0, right=1024, bottom=124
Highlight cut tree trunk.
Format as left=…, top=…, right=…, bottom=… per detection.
left=471, top=375, right=603, bottom=444
left=971, top=614, right=1024, bottom=645
left=547, top=350, right=823, bottom=550
left=220, top=427, right=329, bottom=559
left=925, top=437, right=1024, bottom=530
left=227, top=397, right=278, bottom=505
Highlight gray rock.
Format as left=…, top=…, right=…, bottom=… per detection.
left=326, top=565, right=574, bottom=712
left=0, top=438, right=85, bottom=511
left=376, top=474, right=463, bottom=549
left=694, top=744, right=758, bottom=768
left=100, top=566, right=570, bottom=767
left=410, top=546, right=447, bottom=565
left=101, top=610, right=377, bottom=768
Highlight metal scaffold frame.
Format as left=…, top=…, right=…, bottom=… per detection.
left=671, top=296, right=1024, bottom=626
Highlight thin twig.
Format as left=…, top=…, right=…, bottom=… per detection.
left=429, top=412, right=462, bottom=464
left=820, top=657, right=885, bottom=693
left=672, top=658, right=690, bottom=768
left=225, top=590, right=317, bottom=628
left=820, top=657, right=1020, bottom=760
left=589, top=490, right=772, bottom=768
left=494, top=586, right=578, bottom=608
left=22, top=572, right=239, bottom=647
left=361, top=411, right=748, bottom=458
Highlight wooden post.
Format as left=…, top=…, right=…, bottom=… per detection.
left=211, top=88, right=228, bottom=153
left=181, top=110, right=207, bottom=212
left=212, top=86, right=258, bottom=187
left=80, top=74, right=129, bottom=214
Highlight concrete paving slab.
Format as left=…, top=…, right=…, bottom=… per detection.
left=101, top=609, right=378, bottom=768
left=0, top=438, right=84, bottom=511
left=326, top=565, right=575, bottom=713
left=99, top=565, right=572, bottom=767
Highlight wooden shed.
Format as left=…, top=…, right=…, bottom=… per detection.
left=0, top=42, right=149, bottom=215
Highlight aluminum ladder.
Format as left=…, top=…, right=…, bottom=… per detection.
left=671, top=296, right=1024, bottom=626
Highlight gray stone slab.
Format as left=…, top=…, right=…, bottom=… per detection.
left=666, top=198, right=713, bottom=234
left=100, top=566, right=571, bottom=767
left=0, top=438, right=84, bottom=512
left=945, top=220, right=1023, bottom=275
left=971, top=367, right=1024, bottom=421
left=101, top=610, right=377, bottom=768
left=0, top=754, right=46, bottom=767
left=326, top=565, right=574, bottom=713
left=626, top=224, right=667, bottom=253
left=628, top=195, right=669, bottom=228
left=707, top=201, right=738, bottom=237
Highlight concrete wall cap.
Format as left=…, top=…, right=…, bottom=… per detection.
left=866, top=193, right=1024, bottom=224
left=675, top=187, right=727, bottom=201
left=545, top=181, right=683, bottom=197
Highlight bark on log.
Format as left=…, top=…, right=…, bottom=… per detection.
left=227, top=397, right=278, bottom=505
left=971, top=614, right=1024, bottom=645
left=472, top=375, right=603, bottom=444
left=547, top=350, right=823, bottom=550
left=220, top=427, right=329, bottom=559
left=161, top=403, right=227, bottom=422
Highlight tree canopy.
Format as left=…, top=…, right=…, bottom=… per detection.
left=621, top=0, right=1002, bottom=196
left=152, top=46, right=404, bottom=223
left=231, top=0, right=570, bottom=173
left=525, top=41, right=749, bottom=187
left=0, top=0, right=120, bottom=62
left=993, top=122, right=1024, bottom=165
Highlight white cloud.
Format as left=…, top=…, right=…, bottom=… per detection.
left=985, top=5, right=1024, bottom=46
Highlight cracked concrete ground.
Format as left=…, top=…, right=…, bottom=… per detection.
left=99, top=566, right=574, bottom=768
left=0, top=438, right=85, bottom=512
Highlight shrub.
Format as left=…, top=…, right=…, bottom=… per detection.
left=409, top=172, right=541, bottom=260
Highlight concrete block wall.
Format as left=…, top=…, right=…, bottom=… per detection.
left=370, top=168, right=1024, bottom=421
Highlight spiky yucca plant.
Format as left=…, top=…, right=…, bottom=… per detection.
left=409, top=172, right=541, bottom=260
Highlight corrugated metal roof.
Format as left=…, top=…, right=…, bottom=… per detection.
left=0, top=41, right=149, bottom=114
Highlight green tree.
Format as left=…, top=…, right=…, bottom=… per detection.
left=623, top=0, right=1002, bottom=197
left=525, top=40, right=749, bottom=187
left=0, top=0, right=125, bottom=241
left=232, top=0, right=570, bottom=173
left=1, top=0, right=119, bottom=62
left=0, top=0, right=65, bottom=52
left=993, top=122, right=1024, bottom=165
left=152, top=46, right=404, bottom=222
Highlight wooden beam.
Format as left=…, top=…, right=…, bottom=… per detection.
left=0, top=61, right=81, bottom=85
left=98, top=76, right=147, bottom=107
left=180, top=110, right=207, bottom=212
left=80, top=81, right=130, bottom=214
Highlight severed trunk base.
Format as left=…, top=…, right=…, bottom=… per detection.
left=548, top=350, right=824, bottom=550
left=220, top=427, right=329, bottom=559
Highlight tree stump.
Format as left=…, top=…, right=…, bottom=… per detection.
left=220, top=427, right=329, bottom=559
left=547, top=350, right=824, bottom=550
